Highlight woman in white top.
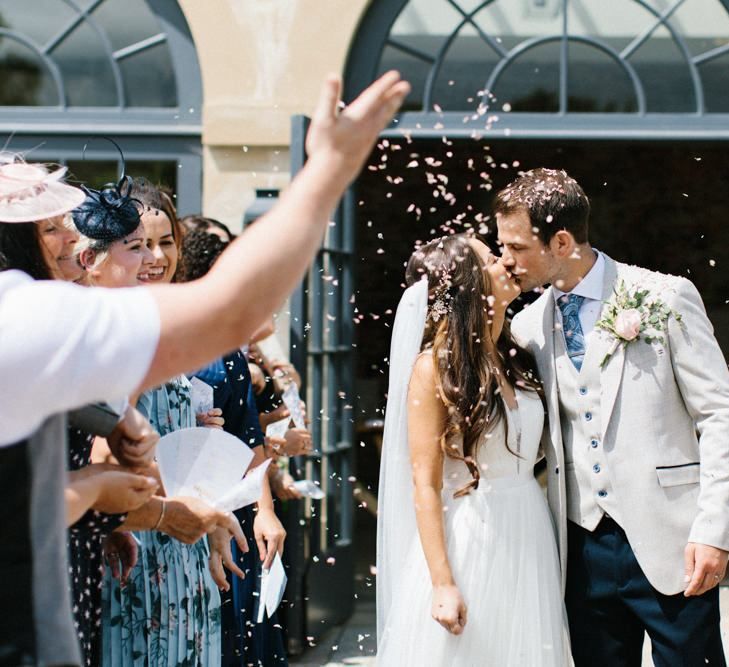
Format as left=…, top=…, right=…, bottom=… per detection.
left=377, top=233, right=571, bottom=666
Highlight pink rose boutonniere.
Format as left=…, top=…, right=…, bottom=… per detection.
left=595, top=280, right=683, bottom=367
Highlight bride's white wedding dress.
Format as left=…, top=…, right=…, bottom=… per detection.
left=377, top=388, right=570, bottom=666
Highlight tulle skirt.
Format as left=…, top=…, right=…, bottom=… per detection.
left=377, top=475, right=571, bottom=666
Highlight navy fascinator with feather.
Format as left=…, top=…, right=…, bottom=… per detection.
left=72, top=175, right=142, bottom=242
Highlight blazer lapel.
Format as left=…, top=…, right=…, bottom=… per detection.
left=597, top=257, right=627, bottom=439
left=538, top=288, right=563, bottom=459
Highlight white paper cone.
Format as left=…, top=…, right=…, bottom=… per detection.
left=282, top=384, right=305, bottom=429
left=156, top=427, right=254, bottom=503
left=214, top=459, right=272, bottom=512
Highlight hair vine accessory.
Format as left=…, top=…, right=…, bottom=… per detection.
left=429, top=270, right=454, bottom=323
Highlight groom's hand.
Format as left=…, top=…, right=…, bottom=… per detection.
left=684, top=542, right=728, bottom=596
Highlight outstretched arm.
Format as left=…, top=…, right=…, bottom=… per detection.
left=0, top=72, right=409, bottom=446
left=140, top=72, right=410, bottom=390
left=408, top=354, right=468, bottom=635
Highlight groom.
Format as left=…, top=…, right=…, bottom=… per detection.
left=497, top=168, right=729, bottom=666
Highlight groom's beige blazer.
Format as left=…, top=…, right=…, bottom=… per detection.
left=511, top=254, right=729, bottom=595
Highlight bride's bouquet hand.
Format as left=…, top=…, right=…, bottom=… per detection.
left=431, top=584, right=468, bottom=635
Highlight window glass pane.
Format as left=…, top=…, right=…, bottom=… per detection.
left=377, top=44, right=431, bottom=113
left=368, top=0, right=729, bottom=114
left=118, top=41, right=177, bottom=107
left=66, top=160, right=118, bottom=189
left=473, top=0, right=564, bottom=50
left=91, top=0, right=161, bottom=52
left=0, top=36, right=58, bottom=105
left=568, top=42, right=637, bottom=112
left=698, top=52, right=729, bottom=112
left=0, top=0, right=179, bottom=109
left=493, top=41, right=561, bottom=112
left=430, top=24, right=500, bottom=111
left=66, top=159, right=176, bottom=197
left=670, top=0, right=729, bottom=58
left=51, top=21, right=118, bottom=106
left=390, top=0, right=462, bottom=42
left=0, top=0, right=76, bottom=46
left=626, top=25, right=695, bottom=112
left=567, top=0, right=647, bottom=53
left=126, top=160, right=177, bottom=193
left=673, top=0, right=729, bottom=112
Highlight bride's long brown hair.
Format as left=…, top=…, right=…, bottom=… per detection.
left=405, top=234, right=542, bottom=497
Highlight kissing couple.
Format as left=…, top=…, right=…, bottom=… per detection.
left=377, top=168, right=729, bottom=666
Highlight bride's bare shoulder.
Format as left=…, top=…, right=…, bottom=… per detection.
left=409, top=349, right=444, bottom=404
left=412, top=349, right=436, bottom=382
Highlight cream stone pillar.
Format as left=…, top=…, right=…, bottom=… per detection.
left=177, top=0, right=370, bottom=230
left=176, top=0, right=370, bottom=354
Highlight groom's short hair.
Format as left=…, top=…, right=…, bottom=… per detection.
left=493, top=168, right=590, bottom=245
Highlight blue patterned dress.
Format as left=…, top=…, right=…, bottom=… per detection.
left=101, top=377, right=222, bottom=666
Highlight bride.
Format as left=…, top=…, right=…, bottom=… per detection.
left=376, top=234, right=570, bottom=665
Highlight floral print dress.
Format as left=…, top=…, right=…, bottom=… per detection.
left=67, top=428, right=127, bottom=667
left=101, top=377, right=222, bottom=666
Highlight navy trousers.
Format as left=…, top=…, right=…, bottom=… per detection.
left=566, top=517, right=725, bottom=667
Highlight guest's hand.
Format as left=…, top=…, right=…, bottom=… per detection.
left=197, top=408, right=225, bottom=429
left=108, top=405, right=159, bottom=467
left=253, top=508, right=286, bottom=569
left=160, top=496, right=246, bottom=549
left=282, top=428, right=313, bottom=457
left=259, top=404, right=290, bottom=430
left=104, top=532, right=139, bottom=584
left=264, top=436, right=287, bottom=460
left=431, top=584, right=467, bottom=634
left=305, top=71, right=410, bottom=185
left=684, top=542, right=728, bottom=596
left=208, top=526, right=247, bottom=591
left=92, top=471, right=159, bottom=514
left=270, top=470, right=303, bottom=501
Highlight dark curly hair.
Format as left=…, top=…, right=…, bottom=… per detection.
left=178, top=228, right=228, bottom=282
left=180, top=215, right=235, bottom=242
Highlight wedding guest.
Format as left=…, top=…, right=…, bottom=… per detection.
left=181, top=226, right=289, bottom=665
left=0, top=70, right=410, bottom=665
left=0, top=205, right=161, bottom=666
left=73, top=178, right=154, bottom=287
left=72, top=178, right=226, bottom=666
left=247, top=347, right=306, bottom=501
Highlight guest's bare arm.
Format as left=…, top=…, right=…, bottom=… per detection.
left=66, top=471, right=158, bottom=526
left=139, top=72, right=409, bottom=391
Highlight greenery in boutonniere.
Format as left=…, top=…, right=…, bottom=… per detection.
left=595, top=280, right=683, bottom=367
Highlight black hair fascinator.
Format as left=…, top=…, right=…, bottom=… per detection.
left=71, top=138, right=142, bottom=242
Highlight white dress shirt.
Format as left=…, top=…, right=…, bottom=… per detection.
left=552, top=250, right=605, bottom=337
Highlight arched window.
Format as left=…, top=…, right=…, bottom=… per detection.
left=346, top=0, right=729, bottom=138
left=0, top=0, right=202, bottom=212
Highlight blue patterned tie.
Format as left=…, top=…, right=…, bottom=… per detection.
left=558, top=294, right=586, bottom=370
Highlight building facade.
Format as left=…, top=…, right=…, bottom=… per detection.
left=2, top=0, right=729, bottom=650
